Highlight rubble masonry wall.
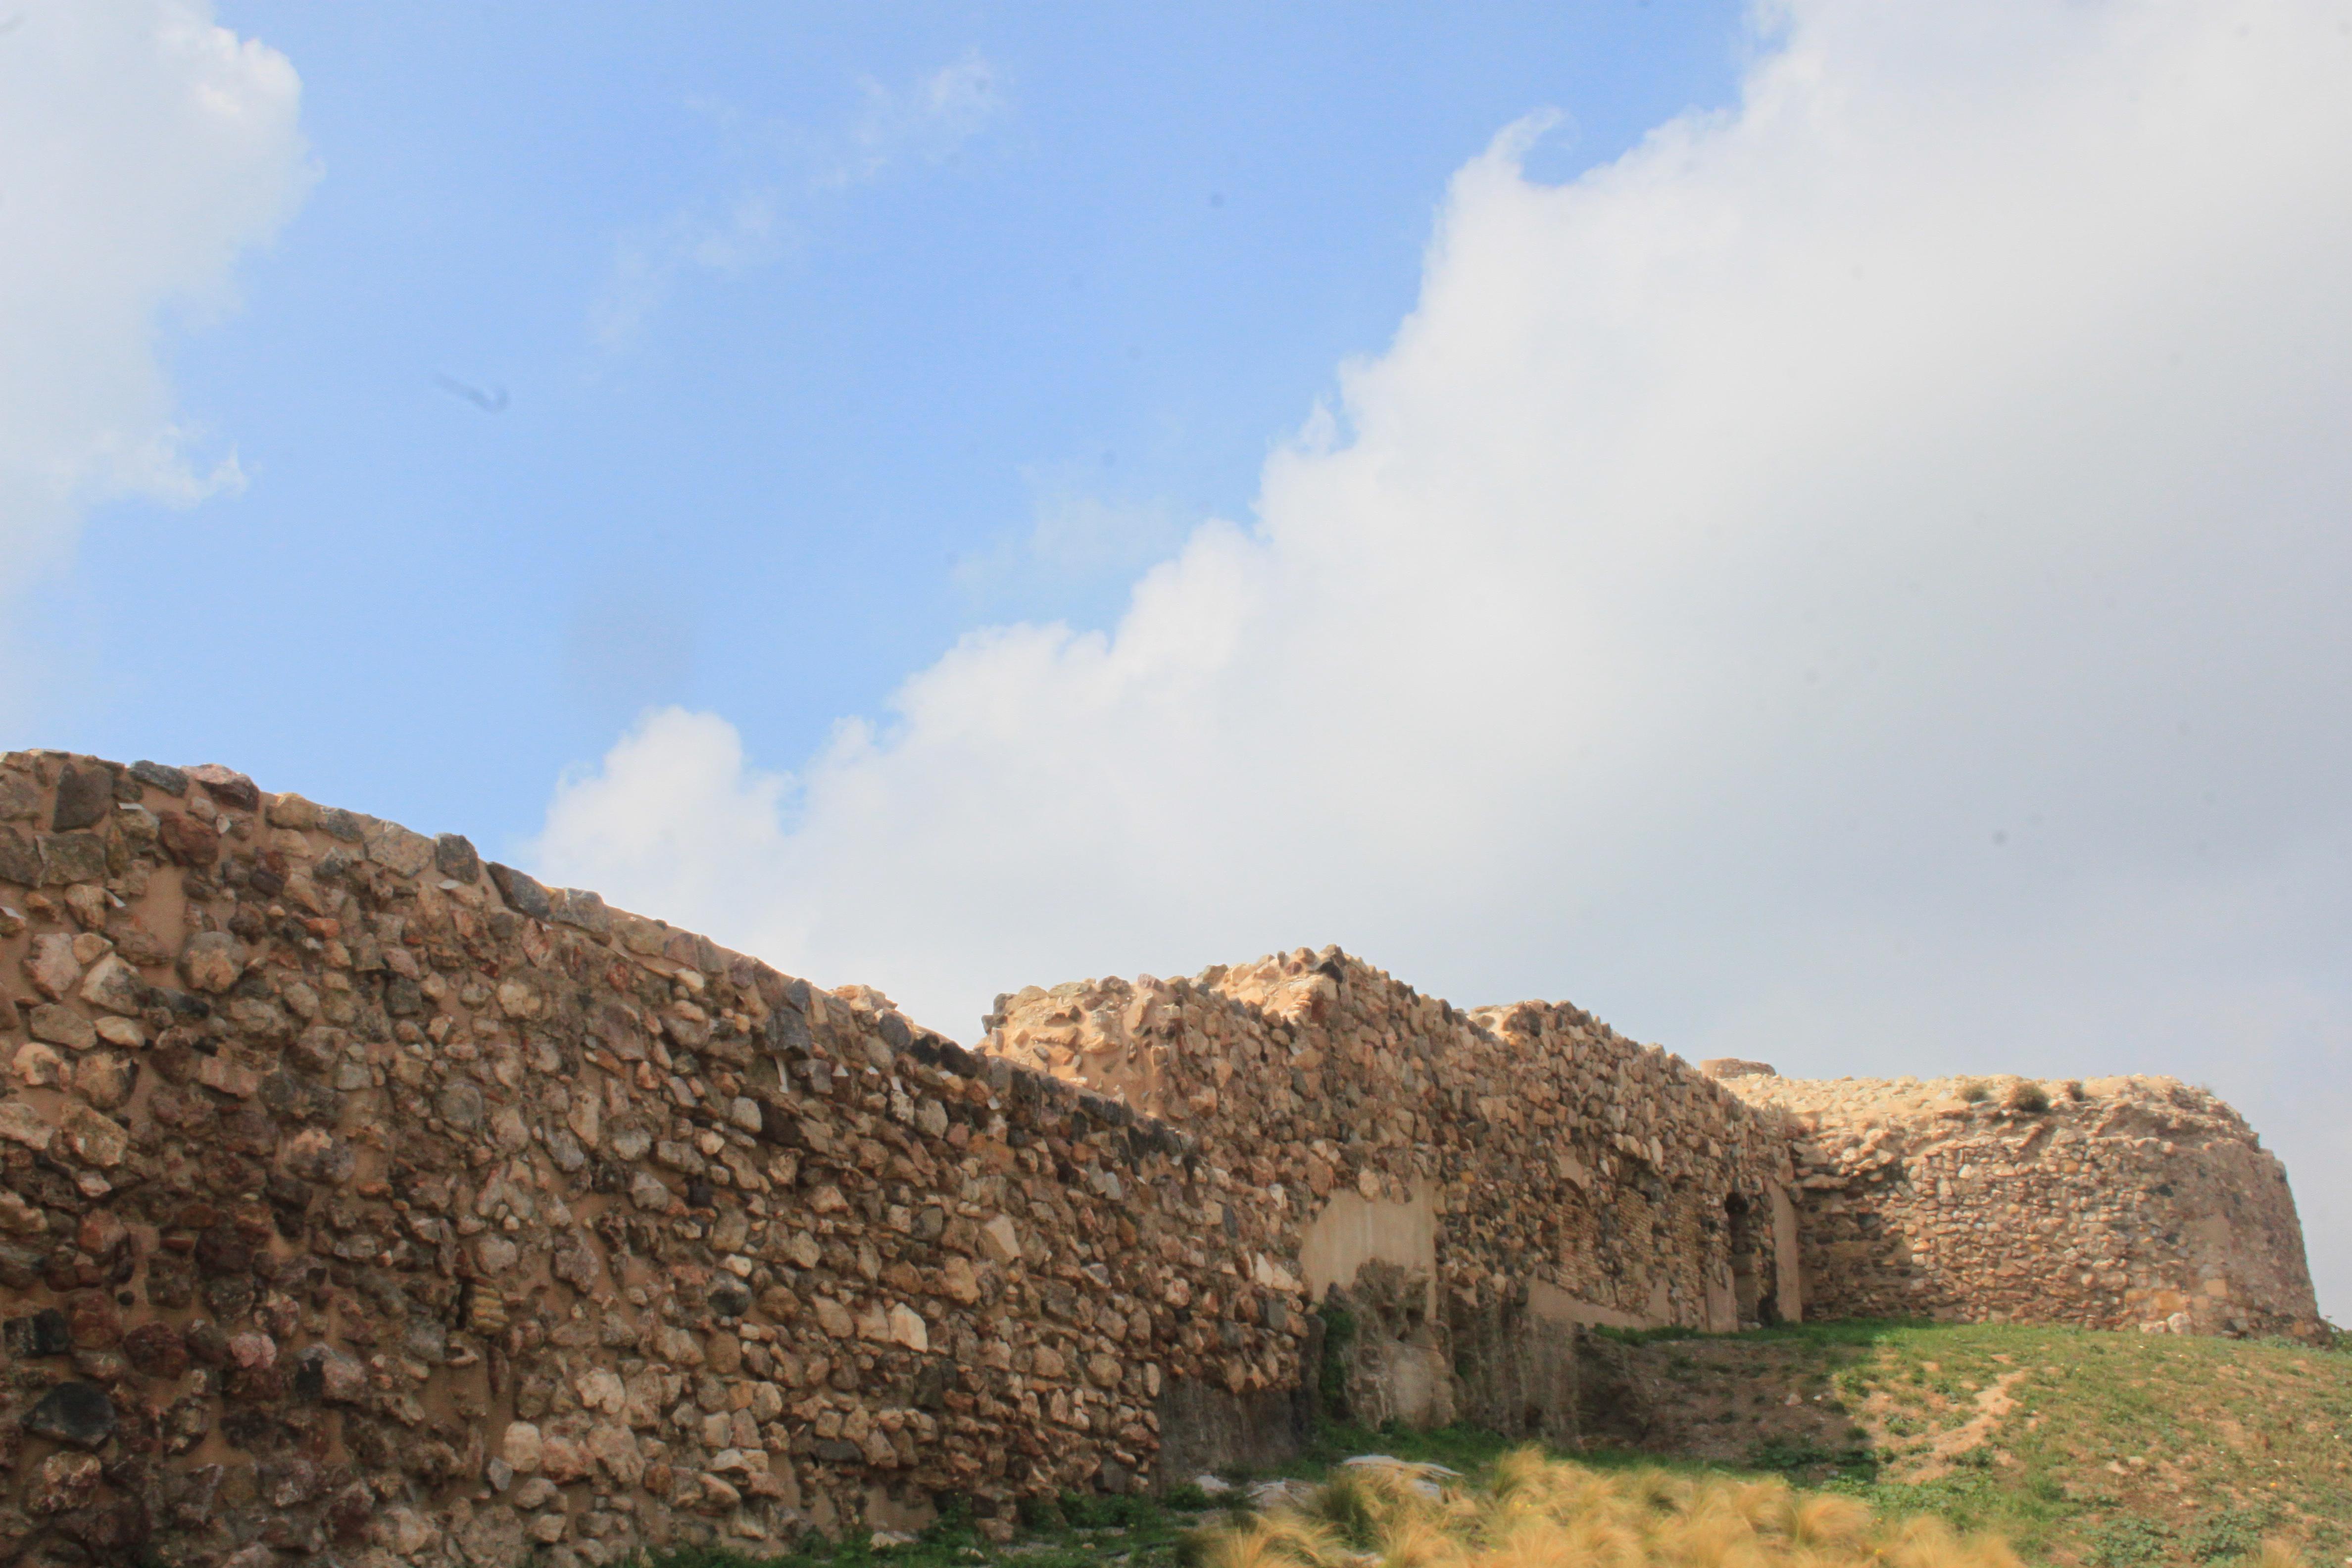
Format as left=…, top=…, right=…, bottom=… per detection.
left=1720, top=1072, right=2320, bottom=1338
left=0, top=749, right=2323, bottom=1568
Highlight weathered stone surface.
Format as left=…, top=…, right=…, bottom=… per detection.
left=455, top=1504, right=524, bottom=1568
left=0, top=826, right=39, bottom=884
left=37, top=832, right=106, bottom=885
left=23, top=934, right=81, bottom=1000
left=500, top=1421, right=543, bottom=1473
left=434, top=832, right=481, bottom=882
left=129, top=760, right=189, bottom=796
left=58, top=1105, right=131, bottom=1167
left=23, top=1382, right=116, bottom=1449
left=0, top=773, right=41, bottom=821
left=5, top=1309, right=71, bottom=1359
left=29, top=1003, right=96, bottom=1052
left=364, top=820, right=435, bottom=878
left=0, top=1102, right=54, bottom=1152
left=50, top=766, right=111, bottom=833
left=187, top=763, right=259, bottom=810
left=284, top=1127, right=355, bottom=1184
left=9, top=1039, right=65, bottom=1087
left=123, top=1321, right=191, bottom=1378
left=77, top=953, right=146, bottom=1015
left=435, top=1080, right=484, bottom=1129
left=550, top=886, right=610, bottom=934
left=28, top=1453, right=99, bottom=1515
left=487, top=862, right=551, bottom=919
left=178, top=931, right=244, bottom=993
left=155, top=810, right=220, bottom=866
left=979, top=1214, right=1022, bottom=1264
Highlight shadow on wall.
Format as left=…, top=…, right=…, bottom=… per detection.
left=1220, top=1172, right=1812, bottom=1460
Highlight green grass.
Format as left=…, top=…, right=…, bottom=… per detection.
left=1585, top=1319, right=2352, bottom=1565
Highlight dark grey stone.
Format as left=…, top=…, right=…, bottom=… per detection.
left=129, top=760, right=189, bottom=797
left=549, top=887, right=610, bottom=935
left=0, top=826, right=38, bottom=886
left=37, top=832, right=108, bottom=886
left=755, top=1100, right=802, bottom=1146
left=51, top=765, right=111, bottom=832
left=191, top=767, right=259, bottom=811
left=24, top=1381, right=117, bottom=1449
left=260, top=1071, right=338, bottom=1125
left=434, top=833, right=481, bottom=882
left=435, top=1081, right=484, bottom=1131
left=317, top=807, right=364, bottom=843
left=487, top=863, right=551, bottom=921
left=4, top=1308, right=71, bottom=1358
left=762, top=1003, right=811, bottom=1056
left=148, top=988, right=211, bottom=1020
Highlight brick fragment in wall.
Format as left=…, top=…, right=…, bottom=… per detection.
left=0, top=747, right=2323, bottom=1568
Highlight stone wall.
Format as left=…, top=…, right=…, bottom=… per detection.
left=0, top=752, right=1297, bottom=1568
left=0, top=748, right=2324, bottom=1568
left=1717, top=1070, right=2321, bottom=1338
left=982, top=955, right=1804, bottom=1442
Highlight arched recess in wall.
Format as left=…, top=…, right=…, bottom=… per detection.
left=1726, top=1193, right=1769, bottom=1325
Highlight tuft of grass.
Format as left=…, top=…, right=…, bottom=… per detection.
left=1956, top=1080, right=1991, bottom=1104
left=2002, top=1081, right=2051, bottom=1114
left=1183, top=1448, right=2088, bottom=1568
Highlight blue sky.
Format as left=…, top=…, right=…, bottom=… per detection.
left=7, top=0, right=2352, bottom=1319
left=23, top=1, right=1743, bottom=844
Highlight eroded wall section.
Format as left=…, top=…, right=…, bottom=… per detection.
left=1718, top=1071, right=2320, bottom=1337
left=982, top=956, right=1803, bottom=1437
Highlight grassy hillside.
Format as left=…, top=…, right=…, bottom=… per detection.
left=1581, top=1321, right=2352, bottom=1566
left=649, top=1321, right=2351, bottom=1568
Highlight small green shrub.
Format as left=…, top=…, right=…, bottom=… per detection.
left=1316, top=1302, right=1357, bottom=1422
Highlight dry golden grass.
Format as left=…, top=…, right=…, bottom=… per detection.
left=1186, top=1450, right=2308, bottom=1568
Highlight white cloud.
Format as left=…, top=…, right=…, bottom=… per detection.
left=590, top=52, right=1003, bottom=347
left=835, top=49, right=1004, bottom=186
left=0, top=0, right=312, bottom=593
left=535, top=0, right=2352, bottom=1315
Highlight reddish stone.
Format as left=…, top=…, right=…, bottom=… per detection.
left=155, top=811, right=220, bottom=867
